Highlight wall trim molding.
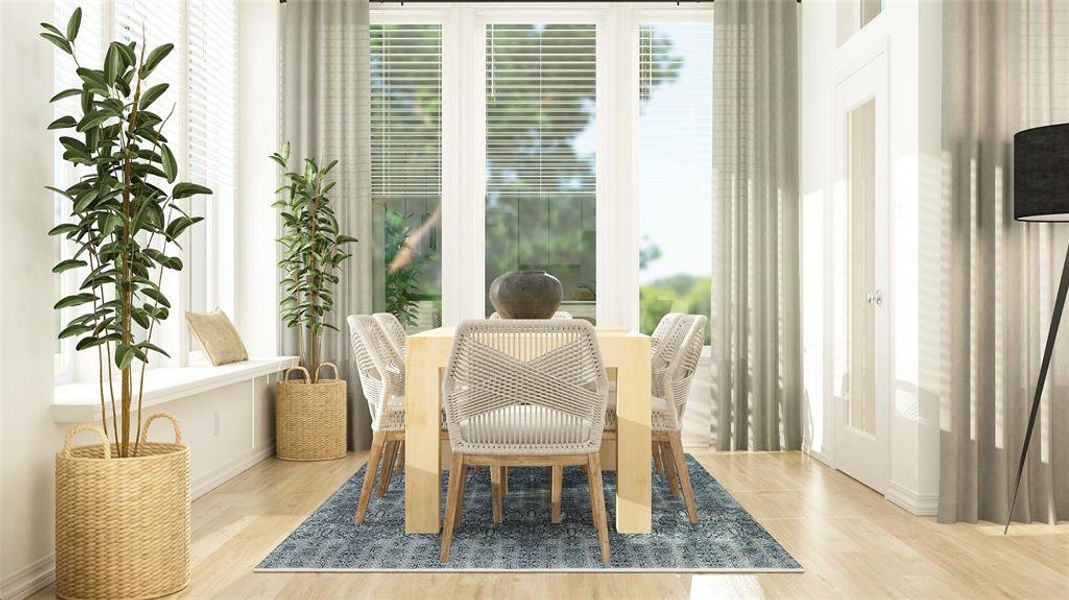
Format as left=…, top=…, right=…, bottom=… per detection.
left=0, top=554, right=55, bottom=600
left=0, top=442, right=275, bottom=600
left=885, top=479, right=939, bottom=516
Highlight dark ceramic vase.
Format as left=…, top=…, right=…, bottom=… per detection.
left=489, top=271, right=563, bottom=319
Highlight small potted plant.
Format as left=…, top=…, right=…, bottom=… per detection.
left=43, top=7, right=211, bottom=599
left=271, top=142, right=357, bottom=461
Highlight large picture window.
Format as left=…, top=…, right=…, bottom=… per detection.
left=370, top=22, right=444, bottom=332
left=484, top=23, right=598, bottom=320
left=637, top=21, right=713, bottom=338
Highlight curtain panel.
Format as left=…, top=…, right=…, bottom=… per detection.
left=711, top=0, right=802, bottom=451
left=940, top=0, right=1069, bottom=524
left=280, top=0, right=375, bottom=450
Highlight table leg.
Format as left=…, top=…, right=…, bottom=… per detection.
left=405, top=337, right=442, bottom=533
left=613, top=337, right=652, bottom=534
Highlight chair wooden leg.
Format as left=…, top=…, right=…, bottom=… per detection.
left=355, top=431, right=386, bottom=524
left=661, top=441, right=681, bottom=498
left=586, top=453, right=611, bottom=563
left=490, top=466, right=504, bottom=524
left=378, top=440, right=398, bottom=497
left=451, top=455, right=468, bottom=530
left=503, top=466, right=509, bottom=495
left=440, top=452, right=465, bottom=562
left=667, top=431, right=698, bottom=524
left=395, top=441, right=405, bottom=473
left=653, top=442, right=666, bottom=474
left=551, top=465, right=563, bottom=524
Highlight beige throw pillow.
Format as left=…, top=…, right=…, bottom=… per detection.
left=186, top=309, right=248, bottom=366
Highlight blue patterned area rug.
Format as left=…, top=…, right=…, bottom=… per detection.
left=256, top=454, right=802, bottom=572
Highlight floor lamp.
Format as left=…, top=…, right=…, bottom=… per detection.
left=1007, top=123, right=1069, bottom=533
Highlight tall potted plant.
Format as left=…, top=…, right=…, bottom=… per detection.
left=43, top=7, right=211, bottom=599
left=271, top=142, right=357, bottom=461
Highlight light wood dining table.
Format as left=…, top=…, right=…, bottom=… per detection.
left=403, top=325, right=652, bottom=535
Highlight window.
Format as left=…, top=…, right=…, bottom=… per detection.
left=186, top=0, right=238, bottom=322
left=50, top=1, right=237, bottom=379
left=484, top=23, right=598, bottom=320
left=371, top=22, right=444, bottom=333
left=637, top=22, right=713, bottom=339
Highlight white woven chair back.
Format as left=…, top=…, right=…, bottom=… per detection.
left=372, top=312, right=407, bottom=358
left=488, top=311, right=572, bottom=320
left=650, top=313, right=688, bottom=396
left=442, top=319, right=609, bottom=456
left=660, top=315, right=707, bottom=429
left=347, top=314, right=405, bottom=431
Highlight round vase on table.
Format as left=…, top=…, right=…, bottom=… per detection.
left=489, top=270, right=563, bottom=319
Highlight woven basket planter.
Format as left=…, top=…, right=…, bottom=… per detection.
left=55, top=413, right=190, bottom=600
left=276, top=364, right=347, bottom=461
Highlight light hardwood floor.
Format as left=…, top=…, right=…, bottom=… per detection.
left=32, top=449, right=1069, bottom=599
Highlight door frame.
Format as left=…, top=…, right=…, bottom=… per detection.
left=830, top=44, right=892, bottom=493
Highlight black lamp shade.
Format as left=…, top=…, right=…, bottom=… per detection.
left=1015, top=123, right=1069, bottom=222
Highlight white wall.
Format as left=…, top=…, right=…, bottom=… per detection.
left=800, top=0, right=941, bottom=514
left=0, top=2, right=283, bottom=598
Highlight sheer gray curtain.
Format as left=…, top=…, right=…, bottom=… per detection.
left=280, top=0, right=374, bottom=449
left=711, top=0, right=802, bottom=451
left=940, top=0, right=1069, bottom=524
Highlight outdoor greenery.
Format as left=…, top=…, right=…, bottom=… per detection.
left=43, top=7, right=212, bottom=457
left=383, top=211, right=436, bottom=327
left=272, top=142, right=358, bottom=383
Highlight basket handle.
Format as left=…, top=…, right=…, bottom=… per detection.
left=284, top=366, right=311, bottom=383
left=61, top=424, right=111, bottom=459
left=315, top=362, right=339, bottom=381
left=137, top=412, right=183, bottom=446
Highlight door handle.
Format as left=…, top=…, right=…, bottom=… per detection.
left=872, top=289, right=883, bottom=306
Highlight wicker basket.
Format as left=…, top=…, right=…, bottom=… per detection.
left=55, top=413, right=190, bottom=600
left=276, top=364, right=347, bottom=461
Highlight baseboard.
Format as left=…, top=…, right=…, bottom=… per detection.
left=804, top=447, right=835, bottom=469
left=191, top=439, right=275, bottom=500
left=884, top=480, right=939, bottom=516
left=1, top=555, right=54, bottom=600
left=0, top=441, right=275, bottom=600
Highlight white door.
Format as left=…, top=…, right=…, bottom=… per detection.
left=833, top=52, right=889, bottom=492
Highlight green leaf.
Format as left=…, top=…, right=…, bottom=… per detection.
left=104, top=43, right=122, bottom=83
left=48, top=223, right=80, bottom=236
left=138, top=342, right=170, bottom=358
left=141, top=287, right=171, bottom=308
left=47, top=115, right=77, bottom=130
left=52, top=259, right=87, bottom=273
left=321, top=159, right=339, bottom=175
left=77, top=110, right=112, bottom=132
left=49, top=88, right=81, bottom=103
left=75, top=336, right=103, bottom=351
left=160, top=144, right=177, bottom=183
left=140, top=43, right=175, bottom=79
left=171, top=182, right=212, bottom=199
left=59, top=323, right=94, bottom=339
left=54, top=293, right=97, bottom=310
left=40, top=22, right=64, bottom=38
left=138, top=83, right=169, bottom=110
left=66, top=7, right=82, bottom=41
left=115, top=343, right=138, bottom=370
left=40, top=32, right=72, bottom=54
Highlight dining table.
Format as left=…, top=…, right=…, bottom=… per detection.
left=403, top=325, right=652, bottom=535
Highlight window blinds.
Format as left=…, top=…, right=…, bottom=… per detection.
left=370, top=24, right=443, bottom=214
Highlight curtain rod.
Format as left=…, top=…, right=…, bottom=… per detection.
left=280, top=1, right=803, bottom=4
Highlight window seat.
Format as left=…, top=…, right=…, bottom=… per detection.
left=52, top=356, right=298, bottom=422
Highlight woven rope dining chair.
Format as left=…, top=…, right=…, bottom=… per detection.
left=372, top=312, right=407, bottom=359
left=348, top=314, right=408, bottom=523
left=439, top=319, right=612, bottom=563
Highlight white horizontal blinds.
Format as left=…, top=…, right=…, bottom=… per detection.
left=484, top=23, right=597, bottom=314
left=637, top=22, right=713, bottom=337
left=186, top=0, right=237, bottom=313
left=371, top=24, right=443, bottom=210
left=371, top=23, right=444, bottom=331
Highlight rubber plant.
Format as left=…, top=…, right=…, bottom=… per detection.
left=43, top=8, right=211, bottom=458
left=271, top=142, right=358, bottom=383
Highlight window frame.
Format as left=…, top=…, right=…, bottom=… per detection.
left=368, top=2, right=714, bottom=334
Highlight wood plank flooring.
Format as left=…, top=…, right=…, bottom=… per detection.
left=31, top=449, right=1069, bottom=599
